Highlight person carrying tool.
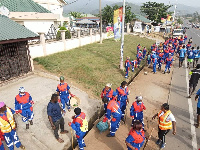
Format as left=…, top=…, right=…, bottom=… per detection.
left=125, top=57, right=131, bottom=78
left=47, top=94, right=68, bottom=143
left=195, top=89, right=200, bottom=128
left=68, top=107, right=88, bottom=150
left=15, top=87, right=34, bottom=129
left=188, top=64, right=200, bottom=98
left=100, top=83, right=113, bottom=114
left=116, top=81, right=129, bottom=123
left=130, top=96, right=146, bottom=129
left=125, top=120, right=145, bottom=150
left=102, top=92, right=122, bottom=137
left=0, top=102, right=25, bottom=150
left=152, top=103, right=176, bottom=149
left=57, top=76, right=75, bottom=112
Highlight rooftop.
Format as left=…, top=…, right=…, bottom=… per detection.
left=0, top=0, right=51, bottom=13
left=0, top=15, right=39, bottom=43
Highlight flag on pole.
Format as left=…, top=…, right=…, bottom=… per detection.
left=114, top=7, right=123, bottom=40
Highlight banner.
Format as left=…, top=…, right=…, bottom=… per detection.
left=106, top=26, right=114, bottom=38
left=113, top=7, right=123, bottom=40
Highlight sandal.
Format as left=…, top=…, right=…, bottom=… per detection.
left=57, top=138, right=64, bottom=143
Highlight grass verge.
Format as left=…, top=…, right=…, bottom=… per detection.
left=34, top=35, right=154, bottom=98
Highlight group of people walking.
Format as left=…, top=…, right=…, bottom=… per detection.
left=100, top=81, right=176, bottom=149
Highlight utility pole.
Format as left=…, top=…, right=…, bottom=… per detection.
left=99, top=0, right=102, bottom=44
left=173, top=0, right=177, bottom=22
left=120, top=0, right=125, bottom=70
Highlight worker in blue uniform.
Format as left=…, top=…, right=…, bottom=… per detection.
left=15, top=87, right=34, bottom=129
left=130, top=96, right=146, bottom=129
left=116, top=81, right=129, bottom=123
left=125, top=120, right=145, bottom=150
left=164, top=53, right=174, bottom=74
left=68, top=107, right=88, bottom=150
left=151, top=51, right=157, bottom=74
left=102, top=92, right=122, bottom=137
left=125, top=57, right=131, bottom=78
left=57, top=76, right=75, bottom=112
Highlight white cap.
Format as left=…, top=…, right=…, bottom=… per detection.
left=106, top=83, right=112, bottom=88
left=19, top=87, right=25, bottom=93
left=137, top=96, right=142, bottom=100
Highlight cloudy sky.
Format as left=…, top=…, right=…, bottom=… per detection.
left=109, top=0, right=199, bottom=7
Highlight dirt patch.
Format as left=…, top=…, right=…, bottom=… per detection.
left=74, top=65, right=172, bottom=150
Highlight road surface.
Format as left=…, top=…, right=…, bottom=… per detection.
left=166, top=25, right=200, bottom=150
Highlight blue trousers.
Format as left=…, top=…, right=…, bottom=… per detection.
left=60, top=95, right=70, bottom=110
left=147, top=60, right=151, bottom=65
left=125, top=67, right=129, bottom=78
left=104, top=103, right=107, bottom=114
left=110, top=117, right=121, bottom=136
left=4, top=129, right=21, bottom=150
left=153, top=62, right=157, bottom=73
left=21, top=109, right=34, bottom=122
left=120, top=102, right=127, bottom=119
left=158, top=61, right=162, bottom=69
left=76, top=132, right=86, bottom=150
left=165, top=64, right=171, bottom=72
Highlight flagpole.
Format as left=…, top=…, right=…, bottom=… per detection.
left=120, top=0, right=125, bottom=70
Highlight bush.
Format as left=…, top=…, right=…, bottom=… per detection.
left=56, top=26, right=71, bottom=40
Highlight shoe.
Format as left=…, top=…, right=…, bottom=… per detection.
left=168, top=71, right=170, bottom=74
left=106, top=134, right=115, bottom=137
left=26, top=124, right=29, bottom=129
left=187, top=96, right=191, bottom=98
left=30, top=120, right=33, bottom=125
left=163, top=72, right=166, bottom=74
left=160, top=143, right=166, bottom=149
left=195, top=124, right=200, bottom=128
left=156, top=139, right=161, bottom=145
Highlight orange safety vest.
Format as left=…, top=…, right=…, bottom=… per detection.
left=0, top=107, right=16, bottom=133
left=129, top=129, right=145, bottom=143
left=57, top=83, right=68, bottom=92
left=15, top=92, right=30, bottom=104
left=158, top=110, right=172, bottom=130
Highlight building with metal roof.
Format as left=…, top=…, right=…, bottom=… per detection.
left=0, top=15, right=39, bottom=81
left=135, top=14, right=152, bottom=24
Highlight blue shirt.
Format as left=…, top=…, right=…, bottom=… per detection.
left=179, top=48, right=186, bottom=58
left=196, top=89, right=200, bottom=108
left=187, top=50, right=195, bottom=59
left=47, top=101, right=62, bottom=122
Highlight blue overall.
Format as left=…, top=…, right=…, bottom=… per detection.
left=151, top=54, right=157, bottom=73
left=57, top=83, right=70, bottom=111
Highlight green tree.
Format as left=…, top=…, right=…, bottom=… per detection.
left=140, top=1, right=172, bottom=23
left=177, top=17, right=183, bottom=24
left=102, top=5, right=135, bottom=24
left=125, top=5, right=135, bottom=23
left=69, top=11, right=83, bottom=18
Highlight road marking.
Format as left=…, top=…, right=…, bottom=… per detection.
left=185, top=60, right=198, bottom=150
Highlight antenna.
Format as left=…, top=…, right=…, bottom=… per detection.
left=0, top=6, right=10, bottom=17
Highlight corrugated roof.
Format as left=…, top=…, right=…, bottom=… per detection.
left=135, top=14, right=151, bottom=23
left=0, top=15, right=38, bottom=42
left=0, top=0, right=51, bottom=13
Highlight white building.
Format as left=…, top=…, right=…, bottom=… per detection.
left=0, top=0, right=69, bottom=36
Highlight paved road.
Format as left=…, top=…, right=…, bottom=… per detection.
left=165, top=25, right=200, bottom=150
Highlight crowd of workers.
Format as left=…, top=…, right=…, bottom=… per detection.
left=0, top=34, right=200, bottom=150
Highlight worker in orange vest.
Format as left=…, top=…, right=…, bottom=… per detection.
left=125, top=120, right=145, bottom=150
left=152, top=103, right=176, bottom=149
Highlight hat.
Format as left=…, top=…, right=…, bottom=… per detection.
left=113, top=92, right=117, bottom=97
left=136, top=96, right=142, bottom=100
left=106, top=83, right=112, bottom=88
left=0, top=102, right=5, bottom=108
left=169, top=53, right=172, bottom=55
left=19, top=87, right=25, bottom=93
left=60, top=76, right=64, bottom=81
left=74, top=107, right=81, bottom=115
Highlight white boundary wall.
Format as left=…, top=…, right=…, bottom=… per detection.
left=30, top=33, right=110, bottom=59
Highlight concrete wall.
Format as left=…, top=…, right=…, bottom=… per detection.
left=24, top=20, right=55, bottom=34
left=30, top=33, right=111, bottom=59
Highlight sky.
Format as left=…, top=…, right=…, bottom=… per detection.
left=107, top=0, right=200, bottom=8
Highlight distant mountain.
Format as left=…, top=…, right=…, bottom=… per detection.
left=63, top=1, right=200, bottom=15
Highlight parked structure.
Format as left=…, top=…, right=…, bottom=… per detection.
left=0, top=15, right=39, bottom=81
